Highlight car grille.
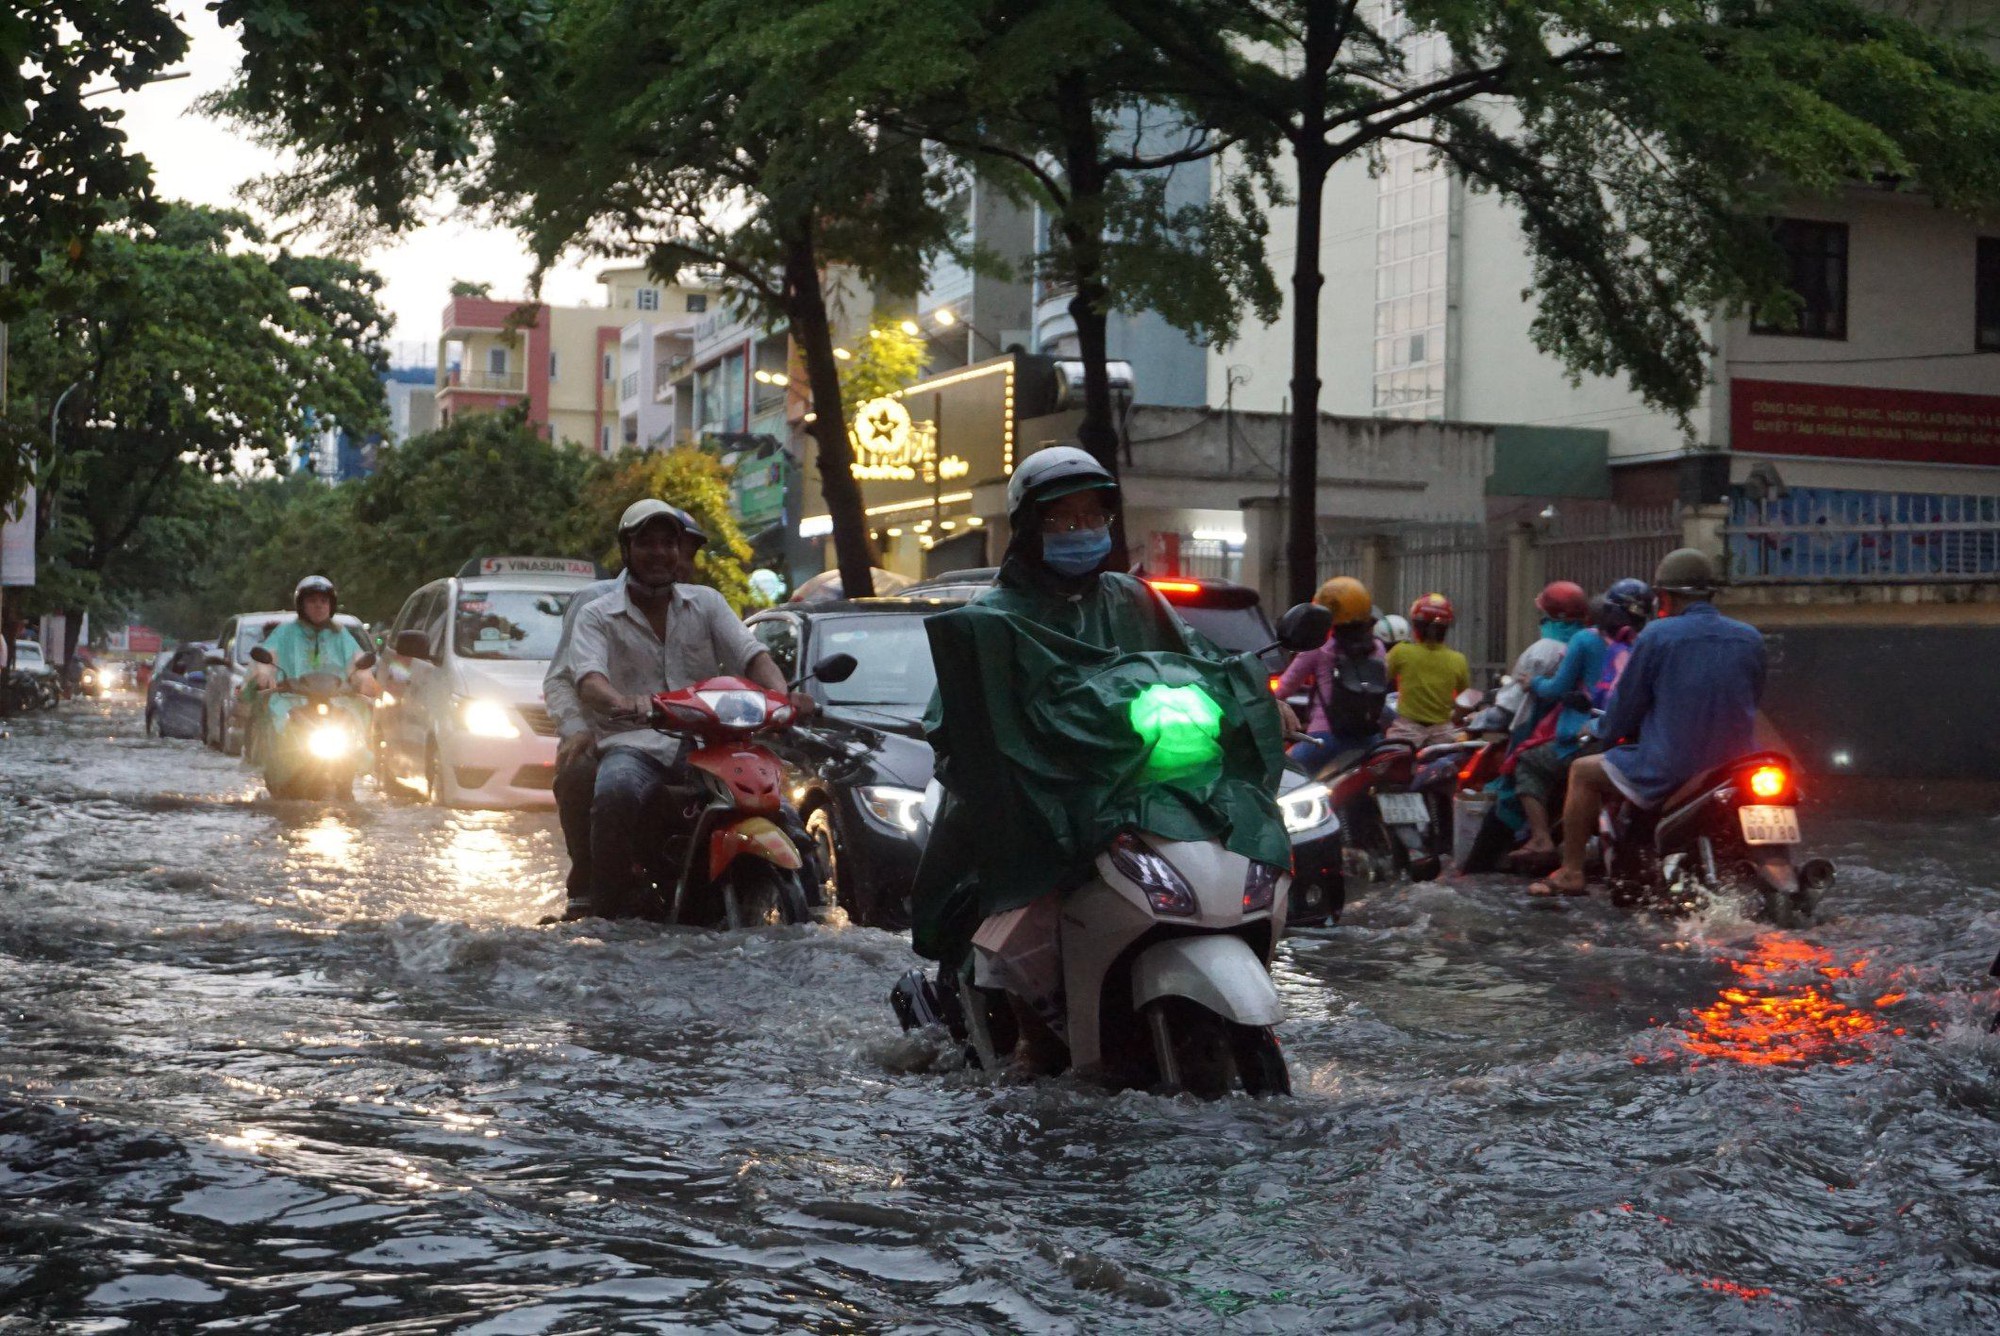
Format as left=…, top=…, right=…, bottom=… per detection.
left=518, top=704, right=558, bottom=737
left=512, top=764, right=556, bottom=790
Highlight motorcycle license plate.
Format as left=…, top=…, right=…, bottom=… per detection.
left=1378, top=792, right=1429, bottom=827
left=1739, top=805, right=1800, bottom=845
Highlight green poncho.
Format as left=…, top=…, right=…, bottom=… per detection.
left=911, top=564, right=1289, bottom=962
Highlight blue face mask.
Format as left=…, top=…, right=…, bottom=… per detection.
left=1042, top=529, right=1113, bottom=576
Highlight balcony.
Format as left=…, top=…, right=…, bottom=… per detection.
left=439, top=367, right=526, bottom=395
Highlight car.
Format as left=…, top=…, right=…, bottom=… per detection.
left=145, top=643, right=213, bottom=739
left=204, top=610, right=367, bottom=756
left=746, top=577, right=1346, bottom=931
left=372, top=556, right=600, bottom=808
left=11, top=640, right=55, bottom=680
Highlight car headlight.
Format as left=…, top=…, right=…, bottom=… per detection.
left=857, top=785, right=926, bottom=836
left=458, top=696, right=520, bottom=739
left=1280, top=780, right=1336, bottom=836
left=306, top=724, right=351, bottom=760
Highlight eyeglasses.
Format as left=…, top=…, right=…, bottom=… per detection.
left=1039, top=512, right=1112, bottom=535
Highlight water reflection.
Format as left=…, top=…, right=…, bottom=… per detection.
left=1672, top=934, right=1904, bottom=1067
left=292, top=815, right=359, bottom=870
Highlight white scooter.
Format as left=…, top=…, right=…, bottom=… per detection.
left=899, top=603, right=1333, bottom=1099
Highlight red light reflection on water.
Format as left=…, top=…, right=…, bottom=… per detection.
left=1658, top=935, right=1905, bottom=1067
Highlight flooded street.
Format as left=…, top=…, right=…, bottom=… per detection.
left=3, top=699, right=1998, bottom=1332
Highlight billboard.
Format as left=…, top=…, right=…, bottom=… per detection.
left=1731, top=379, right=2000, bottom=467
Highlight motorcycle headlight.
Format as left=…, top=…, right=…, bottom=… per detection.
left=458, top=696, right=519, bottom=739
left=1243, top=860, right=1284, bottom=913
left=306, top=724, right=351, bottom=760
left=1280, top=780, right=1335, bottom=836
left=857, top=785, right=925, bottom=836
left=1108, top=831, right=1197, bottom=916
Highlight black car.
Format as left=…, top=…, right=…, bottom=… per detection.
left=746, top=600, right=951, bottom=929
left=748, top=575, right=1346, bottom=930
left=145, top=643, right=212, bottom=739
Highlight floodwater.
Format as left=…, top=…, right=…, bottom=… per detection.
left=2, top=698, right=1997, bottom=1332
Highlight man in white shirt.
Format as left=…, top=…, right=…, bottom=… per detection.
left=566, top=500, right=812, bottom=918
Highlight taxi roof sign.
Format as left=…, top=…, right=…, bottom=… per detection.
left=457, top=556, right=601, bottom=578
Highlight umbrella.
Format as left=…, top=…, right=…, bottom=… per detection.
left=788, top=567, right=915, bottom=602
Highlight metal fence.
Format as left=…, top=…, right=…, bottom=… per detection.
left=1173, top=536, right=1243, bottom=583
left=1536, top=504, right=1683, bottom=592
left=1728, top=488, right=2000, bottom=582
left=1317, top=523, right=1508, bottom=681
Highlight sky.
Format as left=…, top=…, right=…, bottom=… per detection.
left=107, top=7, right=610, bottom=364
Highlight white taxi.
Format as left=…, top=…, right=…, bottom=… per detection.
left=372, top=556, right=601, bottom=807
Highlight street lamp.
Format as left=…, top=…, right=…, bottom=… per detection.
left=928, top=305, right=1008, bottom=356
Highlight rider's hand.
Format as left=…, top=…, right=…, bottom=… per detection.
left=1275, top=697, right=1304, bottom=740
left=788, top=690, right=819, bottom=721
left=250, top=662, right=276, bottom=690
left=556, top=730, right=596, bottom=772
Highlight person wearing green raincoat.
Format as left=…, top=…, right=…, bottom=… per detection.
left=242, top=575, right=378, bottom=759
left=911, top=445, right=1301, bottom=980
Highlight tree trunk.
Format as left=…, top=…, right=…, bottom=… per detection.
left=1284, top=144, right=1331, bottom=607
left=781, top=231, right=875, bottom=600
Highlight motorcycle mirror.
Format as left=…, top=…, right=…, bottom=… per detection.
left=1273, top=603, right=1334, bottom=652
left=805, top=653, right=858, bottom=685
left=249, top=646, right=275, bottom=665
left=353, top=652, right=376, bottom=671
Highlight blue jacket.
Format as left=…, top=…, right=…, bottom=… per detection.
left=1530, top=628, right=1611, bottom=753
left=1597, top=602, right=1765, bottom=807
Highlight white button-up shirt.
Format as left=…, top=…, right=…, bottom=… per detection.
left=566, top=574, right=765, bottom=760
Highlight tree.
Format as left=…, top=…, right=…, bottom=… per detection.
left=898, top=0, right=1278, bottom=502
left=839, top=318, right=931, bottom=409
left=0, top=1, right=188, bottom=322
left=1, top=203, right=386, bottom=652
left=1122, top=0, right=2000, bottom=602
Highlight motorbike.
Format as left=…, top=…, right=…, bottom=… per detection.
left=898, top=601, right=1333, bottom=1099
left=1597, top=750, right=1834, bottom=926
left=640, top=653, right=856, bottom=930
left=1318, top=739, right=1440, bottom=882
left=246, top=645, right=375, bottom=799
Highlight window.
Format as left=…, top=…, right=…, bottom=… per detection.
left=602, top=352, right=614, bottom=381
left=686, top=293, right=708, bottom=313
left=635, top=288, right=659, bottom=311
left=600, top=424, right=612, bottom=453
left=487, top=346, right=508, bottom=375
left=548, top=351, right=560, bottom=381
left=1978, top=238, right=2000, bottom=353
left=1753, top=219, right=1849, bottom=340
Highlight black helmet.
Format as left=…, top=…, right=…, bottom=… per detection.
left=1005, top=444, right=1117, bottom=530
left=294, top=574, right=337, bottom=617
left=1653, top=548, right=1720, bottom=596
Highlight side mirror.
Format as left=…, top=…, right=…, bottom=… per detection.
left=1274, top=603, right=1333, bottom=652
left=249, top=646, right=275, bottom=665
left=394, top=630, right=433, bottom=661
left=807, top=652, right=857, bottom=685
left=353, top=652, right=377, bottom=671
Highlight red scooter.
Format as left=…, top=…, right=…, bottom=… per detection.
left=646, top=653, right=855, bottom=930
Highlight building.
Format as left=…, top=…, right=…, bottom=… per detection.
left=434, top=266, right=708, bottom=453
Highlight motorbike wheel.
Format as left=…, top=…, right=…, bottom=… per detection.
left=1144, top=997, right=1235, bottom=1099
left=724, top=860, right=808, bottom=929
left=220, top=710, right=241, bottom=757
left=144, top=708, right=157, bottom=737
left=424, top=739, right=448, bottom=806
left=1228, top=1024, right=1292, bottom=1098
left=804, top=806, right=848, bottom=920
left=1762, top=885, right=1800, bottom=930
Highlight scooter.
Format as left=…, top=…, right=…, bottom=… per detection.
left=1319, top=739, right=1441, bottom=882
left=896, top=602, right=1333, bottom=1098
left=1598, top=750, right=1834, bottom=926
left=642, top=653, right=856, bottom=930
left=246, top=645, right=375, bottom=800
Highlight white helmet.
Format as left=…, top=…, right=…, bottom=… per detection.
left=1005, top=444, right=1118, bottom=528
left=294, top=574, right=337, bottom=616
left=1375, top=613, right=1411, bottom=646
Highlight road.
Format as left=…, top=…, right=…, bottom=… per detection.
left=2, top=698, right=1997, bottom=1330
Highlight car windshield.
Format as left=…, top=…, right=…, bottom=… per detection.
left=15, top=643, right=44, bottom=668
left=814, top=614, right=938, bottom=714
left=453, top=589, right=575, bottom=661
left=234, top=620, right=286, bottom=664
left=1171, top=603, right=1275, bottom=657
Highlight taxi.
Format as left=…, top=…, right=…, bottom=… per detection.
left=372, top=556, right=602, bottom=807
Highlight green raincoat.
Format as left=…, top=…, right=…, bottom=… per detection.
left=911, top=562, right=1289, bottom=962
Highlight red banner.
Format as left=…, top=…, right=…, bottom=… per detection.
left=1730, top=379, right=2000, bottom=467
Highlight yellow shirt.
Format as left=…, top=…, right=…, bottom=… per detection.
left=1386, top=640, right=1470, bottom=725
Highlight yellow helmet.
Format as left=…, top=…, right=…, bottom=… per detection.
left=1313, top=576, right=1373, bottom=625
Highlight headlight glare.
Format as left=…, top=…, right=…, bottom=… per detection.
left=459, top=696, right=520, bottom=738
left=306, top=725, right=351, bottom=760
left=857, top=785, right=925, bottom=835
left=1280, top=780, right=1335, bottom=835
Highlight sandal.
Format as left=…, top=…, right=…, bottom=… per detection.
left=1528, top=874, right=1589, bottom=898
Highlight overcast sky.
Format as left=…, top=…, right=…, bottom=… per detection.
left=109, top=7, right=609, bottom=363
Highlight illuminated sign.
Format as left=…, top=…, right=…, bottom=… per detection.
left=849, top=396, right=969, bottom=483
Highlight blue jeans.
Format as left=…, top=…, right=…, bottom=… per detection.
left=591, top=748, right=678, bottom=919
